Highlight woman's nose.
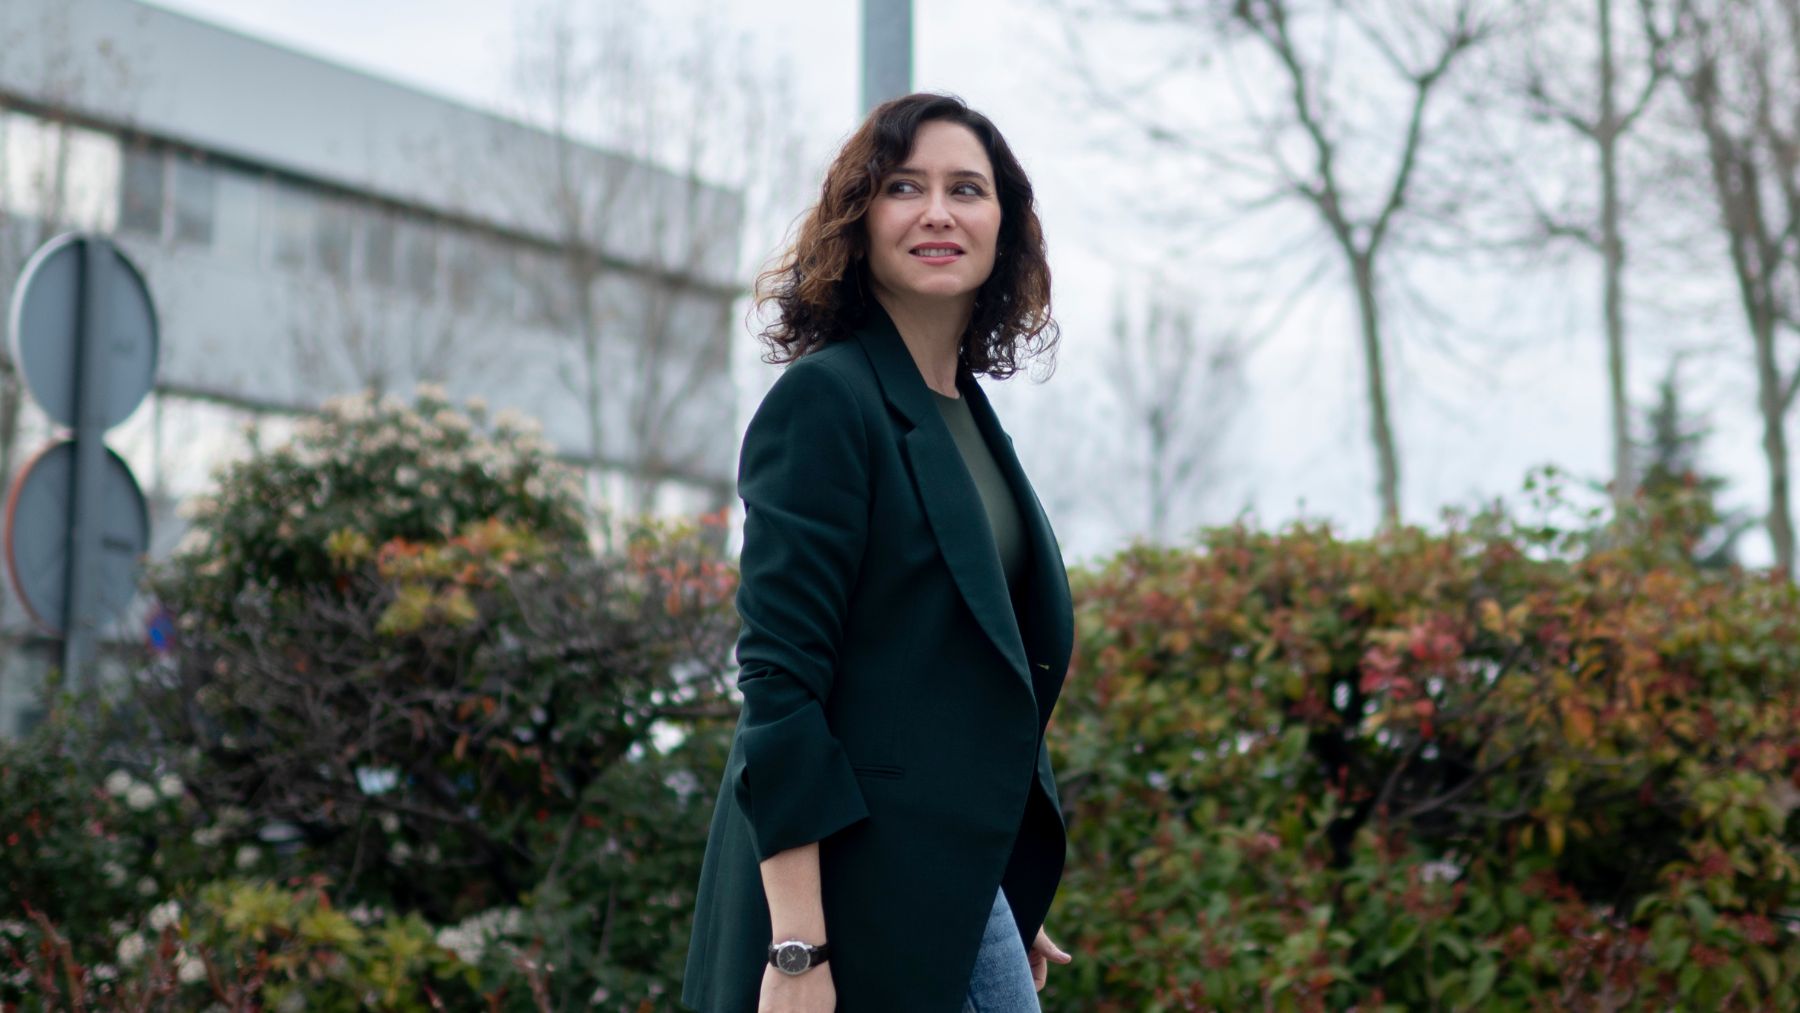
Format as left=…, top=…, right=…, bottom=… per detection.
left=921, top=191, right=954, bottom=226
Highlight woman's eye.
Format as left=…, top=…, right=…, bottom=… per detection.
left=883, top=179, right=986, bottom=198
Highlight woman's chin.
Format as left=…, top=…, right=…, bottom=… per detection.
left=892, top=281, right=980, bottom=304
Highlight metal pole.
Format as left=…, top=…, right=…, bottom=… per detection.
left=861, top=0, right=913, bottom=115
left=62, top=235, right=107, bottom=692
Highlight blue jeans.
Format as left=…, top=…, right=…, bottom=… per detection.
left=962, top=887, right=1039, bottom=1012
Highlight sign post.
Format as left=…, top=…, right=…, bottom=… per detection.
left=5, top=233, right=157, bottom=692
left=861, top=0, right=913, bottom=114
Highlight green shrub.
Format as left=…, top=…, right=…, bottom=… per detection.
left=1047, top=490, right=1800, bottom=1011
left=0, top=699, right=213, bottom=973
left=5, top=878, right=478, bottom=1011
left=131, top=387, right=739, bottom=1008
left=165, top=385, right=589, bottom=609
left=21, top=392, right=1799, bottom=1013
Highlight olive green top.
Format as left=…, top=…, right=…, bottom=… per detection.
left=931, top=388, right=1025, bottom=591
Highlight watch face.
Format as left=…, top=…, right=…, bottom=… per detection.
left=775, top=943, right=810, bottom=974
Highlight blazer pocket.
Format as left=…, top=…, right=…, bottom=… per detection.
left=851, top=763, right=905, bottom=781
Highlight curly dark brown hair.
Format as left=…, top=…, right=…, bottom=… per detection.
left=754, top=93, right=1058, bottom=379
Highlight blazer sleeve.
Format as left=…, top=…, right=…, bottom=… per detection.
left=730, top=359, right=871, bottom=861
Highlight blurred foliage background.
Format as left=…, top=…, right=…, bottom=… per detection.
left=2, top=391, right=1798, bottom=1011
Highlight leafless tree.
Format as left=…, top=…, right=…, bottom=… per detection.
left=1053, top=0, right=1505, bottom=529
left=501, top=0, right=804, bottom=521
left=1459, top=0, right=1676, bottom=514
left=1654, top=0, right=1800, bottom=572
left=285, top=242, right=508, bottom=400
left=1102, top=284, right=1247, bottom=543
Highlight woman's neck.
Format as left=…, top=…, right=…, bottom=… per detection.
left=872, top=288, right=971, bottom=397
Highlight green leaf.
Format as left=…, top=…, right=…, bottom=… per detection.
left=1682, top=893, right=1715, bottom=933
left=1435, top=934, right=1470, bottom=962
left=1468, top=956, right=1497, bottom=1004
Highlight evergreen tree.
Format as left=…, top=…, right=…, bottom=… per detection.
left=1631, top=361, right=1750, bottom=569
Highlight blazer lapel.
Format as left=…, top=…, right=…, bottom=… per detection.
left=958, top=374, right=1076, bottom=724
left=850, top=307, right=1071, bottom=713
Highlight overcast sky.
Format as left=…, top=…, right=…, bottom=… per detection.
left=138, top=0, right=1770, bottom=567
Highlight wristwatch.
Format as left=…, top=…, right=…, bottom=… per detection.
left=767, top=938, right=830, bottom=976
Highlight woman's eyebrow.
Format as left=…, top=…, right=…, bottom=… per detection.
left=888, top=166, right=992, bottom=185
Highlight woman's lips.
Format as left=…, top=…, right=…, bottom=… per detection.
left=910, top=247, right=964, bottom=266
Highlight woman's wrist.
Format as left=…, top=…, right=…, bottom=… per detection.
left=769, top=920, right=827, bottom=942
left=761, top=842, right=827, bottom=942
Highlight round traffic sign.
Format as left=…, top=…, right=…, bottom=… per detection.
left=8, top=233, right=158, bottom=430
left=3, top=439, right=150, bottom=636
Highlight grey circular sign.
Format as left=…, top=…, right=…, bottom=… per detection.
left=3, top=439, right=150, bottom=636
left=8, top=233, right=158, bottom=430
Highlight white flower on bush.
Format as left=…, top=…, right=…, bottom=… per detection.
left=394, top=466, right=419, bottom=487
left=137, top=876, right=158, bottom=897
left=101, top=861, right=127, bottom=887
left=148, top=900, right=182, bottom=932
left=157, top=773, right=184, bottom=799
left=434, top=925, right=480, bottom=964
left=1420, top=859, right=1463, bottom=884
left=276, top=992, right=307, bottom=1013
left=92, top=962, right=119, bottom=982
left=176, top=949, right=205, bottom=984
left=116, top=934, right=146, bottom=965
left=322, top=393, right=364, bottom=419
left=125, top=783, right=159, bottom=811
left=103, top=770, right=133, bottom=796
left=0, top=921, right=26, bottom=938
left=234, top=844, right=260, bottom=869
left=435, top=907, right=524, bottom=964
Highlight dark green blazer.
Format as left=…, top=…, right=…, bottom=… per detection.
left=681, top=307, right=1075, bottom=1012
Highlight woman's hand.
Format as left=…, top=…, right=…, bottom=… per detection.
left=758, top=963, right=837, bottom=1012
left=1028, top=925, right=1073, bottom=992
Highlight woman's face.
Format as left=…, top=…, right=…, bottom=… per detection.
left=864, top=120, right=1001, bottom=309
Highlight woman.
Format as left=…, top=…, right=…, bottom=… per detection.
left=682, top=93, right=1074, bottom=1013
